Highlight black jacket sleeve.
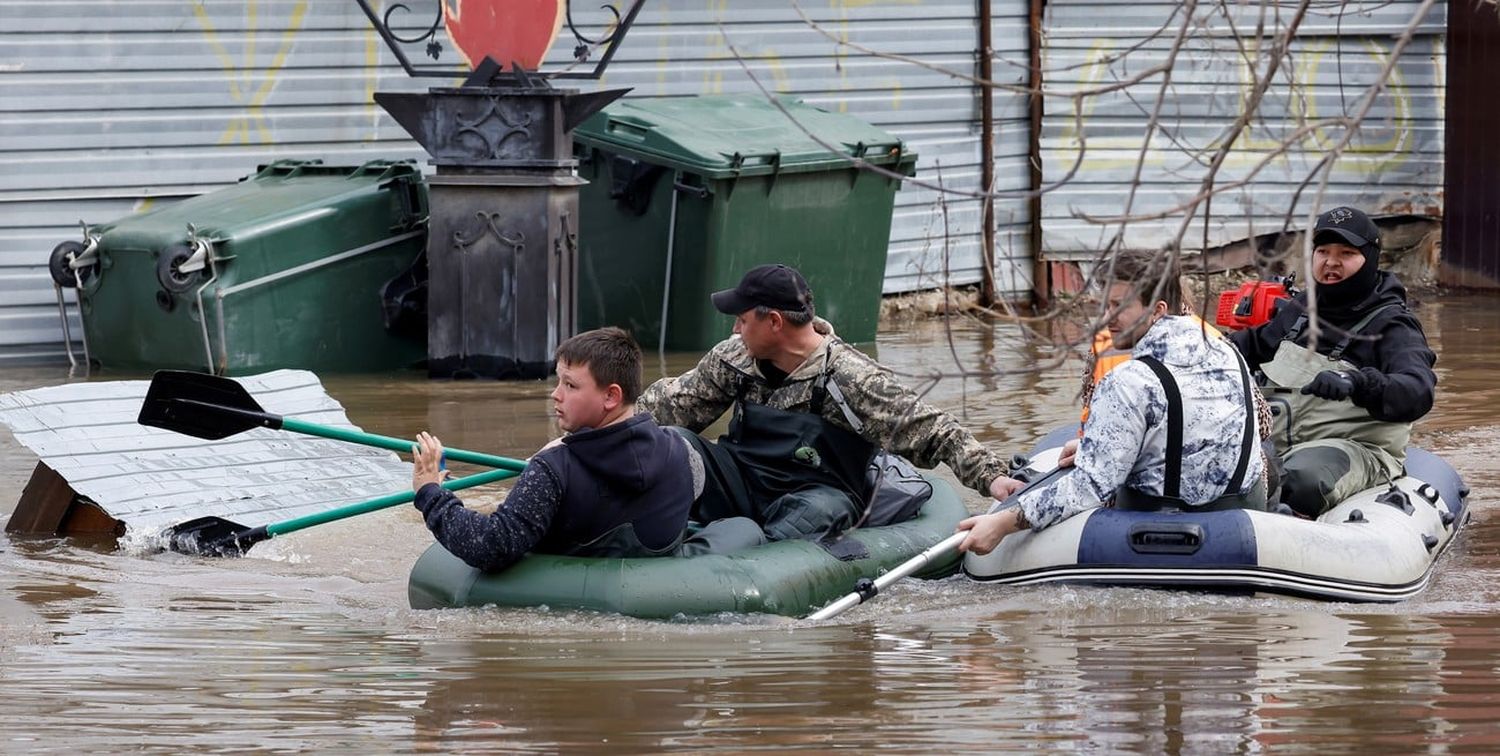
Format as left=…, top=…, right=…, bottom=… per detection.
left=1349, top=312, right=1436, bottom=423
left=413, top=459, right=563, bottom=572
left=1227, top=309, right=1293, bottom=369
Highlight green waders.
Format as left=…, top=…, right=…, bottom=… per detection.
left=1259, top=306, right=1411, bottom=517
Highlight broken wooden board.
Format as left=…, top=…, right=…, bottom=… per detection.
left=0, top=370, right=411, bottom=538
left=7, top=460, right=119, bottom=538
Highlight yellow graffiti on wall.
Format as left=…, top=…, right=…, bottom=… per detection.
left=697, top=0, right=792, bottom=98
left=830, top=0, right=921, bottom=9
left=1050, top=34, right=1426, bottom=176
left=824, top=0, right=914, bottom=111
left=194, top=1, right=309, bottom=145
left=365, top=25, right=380, bottom=140
left=1310, top=39, right=1412, bottom=171
left=633, top=1, right=911, bottom=112
left=1051, top=40, right=1146, bottom=170
left=1232, top=37, right=1415, bottom=174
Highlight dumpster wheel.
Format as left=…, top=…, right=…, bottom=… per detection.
left=157, top=243, right=204, bottom=294
left=49, top=240, right=96, bottom=288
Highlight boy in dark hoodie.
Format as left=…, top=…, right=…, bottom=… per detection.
left=411, top=327, right=759, bottom=572
left=1229, top=206, right=1437, bottom=517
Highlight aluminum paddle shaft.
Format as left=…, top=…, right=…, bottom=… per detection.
left=806, top=532, right=967, bottom=620
left=137, top=370, right=527, bottom=471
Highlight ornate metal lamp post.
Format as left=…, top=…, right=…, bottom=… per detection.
left=356, top=0, right=641, bottom=378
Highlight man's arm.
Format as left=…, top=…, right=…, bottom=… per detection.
left=1350, top=314, right=1437, bottom=423
left=1229, top=293, right=1308, bottom=367
left=413, top=460, right=563, bottom=572
left=1228, top=318, right=1282, bottom=369
left=1014, top=368, right=1152, bottom=530
left=636, top=343, right=738, bottom=432
left=838, top=358, right=1007, bottom=496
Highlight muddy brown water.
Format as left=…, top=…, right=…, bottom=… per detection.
left=3, top=294, right=1500, bottom=752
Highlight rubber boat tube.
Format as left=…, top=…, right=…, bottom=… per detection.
left=963, top=426, right=1470, bottom=602
left=409, top=475, right=970, bottom=618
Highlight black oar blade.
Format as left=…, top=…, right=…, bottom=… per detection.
left=138, top=370, right=270, bottom=440
left=163, top=516, right=272, bottom=557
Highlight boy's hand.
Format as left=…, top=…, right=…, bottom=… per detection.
left=412, top=431, right=449, bottom=492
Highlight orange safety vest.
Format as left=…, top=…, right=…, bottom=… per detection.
left=1081, top=315, right=1222, bottom=427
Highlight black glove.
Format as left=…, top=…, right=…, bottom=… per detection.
left=1301, top=369, right=1358, bottom=401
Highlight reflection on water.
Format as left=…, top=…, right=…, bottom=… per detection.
left=1, top=293, right=1498, bottom=751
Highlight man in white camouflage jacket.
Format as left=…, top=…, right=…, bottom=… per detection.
left=637, top=264, right=1016, bottom=542
left=958, top=250, right=1267, bottom=555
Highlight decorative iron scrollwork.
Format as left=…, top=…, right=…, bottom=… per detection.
left=354, top=0, right=645, bottom=80
left=454, top=96, right=536, bottom=160
left=565, top=2, right=625, bottom=60
left=382, top=2, right=445, bottom=60
left=453, top=212, right=525, bottom=257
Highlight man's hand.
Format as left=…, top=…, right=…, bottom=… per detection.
left=1058, top=438, right=1080, bottom=469
left=411, top=431, right=449, bottom=493
left=1301, top=370, right=1357, bottom=401
left=988, top=475, right=1024, bottom=502
left=956, top=509, right=1024, bottom=556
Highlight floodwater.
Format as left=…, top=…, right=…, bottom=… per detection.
left=3, top=293, right=1500, bottom=753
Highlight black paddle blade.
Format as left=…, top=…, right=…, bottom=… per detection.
left=138, top=370, right=276, bottom=440
left=162, top=516, right=271, bottom=557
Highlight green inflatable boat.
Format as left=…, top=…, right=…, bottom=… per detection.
left=407, top=477, right=970, bottom=619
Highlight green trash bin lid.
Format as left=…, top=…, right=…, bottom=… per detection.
left=573, top=95, right=914, bottom=180
left=95, top=159, right=424, bottom=248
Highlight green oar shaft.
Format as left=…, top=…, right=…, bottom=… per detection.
left=278, top=417, right=525, bottom=472
left=264, top=467, right=519, bottom=537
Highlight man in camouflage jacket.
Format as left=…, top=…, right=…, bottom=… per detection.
left=638, top=265, right=1014, bottom=541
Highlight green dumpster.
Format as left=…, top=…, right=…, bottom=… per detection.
left=572, top=95, right=917, bottom=350
left=52, top=160, right=429, bottom=374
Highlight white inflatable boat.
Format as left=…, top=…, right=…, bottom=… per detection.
left=964, top=427, right=1470, bottom=602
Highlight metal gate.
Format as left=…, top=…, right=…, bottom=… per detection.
left=1442, top=0, right=1500, bottom=287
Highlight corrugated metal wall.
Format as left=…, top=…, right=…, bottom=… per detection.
left=616, top=2, right=1036, bottom=297
left=0, top=1, right=1033, bottom=365
left=1442, top=0, right=1500, bottom=287
left=1039, top=0, right=1446, bottom=257
left=0, top=2, right=424, bottom=365
left=2, top=1, right=1455, bottom=364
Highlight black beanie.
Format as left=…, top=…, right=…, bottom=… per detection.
left=1311, top=207, right=1381, bottom=311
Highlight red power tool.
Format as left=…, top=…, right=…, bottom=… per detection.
left=1215, top=278, right=1294, bottom=330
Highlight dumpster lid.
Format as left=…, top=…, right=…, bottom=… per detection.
left=573, top=95, right=911, bottom=179
left=91, top=160, right=422, bottom=246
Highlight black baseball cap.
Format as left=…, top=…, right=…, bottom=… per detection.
left=1312, top=206, right=1380, bottom=250
left=711, top=264, right=814, bottom=315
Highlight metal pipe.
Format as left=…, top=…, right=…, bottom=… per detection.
left=807, top=532, right=967, bottom=621
left=67, top=226, right=99, bottom=373
left=658, top=173, right=682, bottom=356
left=52, top=283, right=77, bottom=372
left=214, top=292, right=230, bottom=376
left=215, top=231, right=422, bottom=297
left=71, top=269, right=93, bottom=375
left=195, top=245, right=222, bottom=374
left=978, top=0, right=998, bottom=307
left=1027, top=0, right=1048, bottom=309
left=207, top=230, right=425, bottom=374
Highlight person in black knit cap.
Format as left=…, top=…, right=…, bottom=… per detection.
left=1229, top=206, right=1437, bottom=517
